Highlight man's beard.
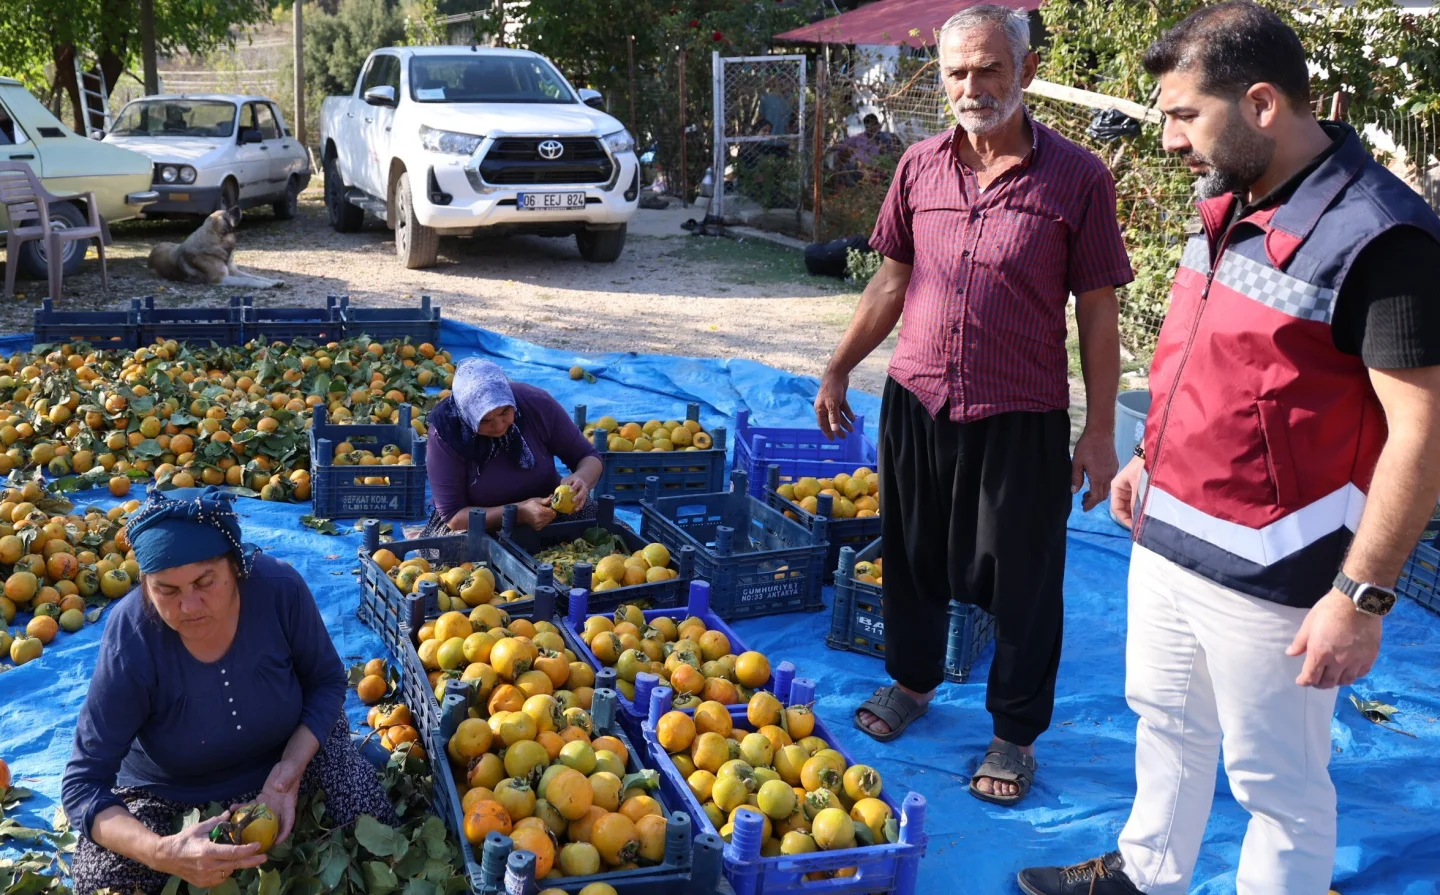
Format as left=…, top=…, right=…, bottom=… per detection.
left=949, top=80, right=1024, bottom=136
left=1185, top=108, right=1276, bottom=199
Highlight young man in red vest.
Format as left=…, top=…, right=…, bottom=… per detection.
left=1019, top=3, right=1440, bottom=894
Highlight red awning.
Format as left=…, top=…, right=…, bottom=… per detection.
left=775, top=0, right=1039, bottom=49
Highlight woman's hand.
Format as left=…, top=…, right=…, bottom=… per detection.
left=517, top=497, right=557, bottom=530
left=559, top=475, right=590, bottom=513
left=256, top=758, right=305, bottom=845
left=152, top=811, right=268, bottom=888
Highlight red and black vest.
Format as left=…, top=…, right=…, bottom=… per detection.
left=1135, top=124, right=1440, bottom=608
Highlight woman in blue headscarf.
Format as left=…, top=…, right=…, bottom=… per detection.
left=62, top=487, right=397, bottom=895
left=422, top=358, right=602, bottom=535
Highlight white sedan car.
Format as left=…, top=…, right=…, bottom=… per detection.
left=104, top=94, right=311, bottom=220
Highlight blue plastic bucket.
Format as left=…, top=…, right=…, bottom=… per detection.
left=1111, top=390, right=1151, bottom=529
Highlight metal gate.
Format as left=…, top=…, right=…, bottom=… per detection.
left=709, top=53, right=807, bottom=231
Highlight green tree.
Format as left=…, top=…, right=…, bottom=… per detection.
left=275, top=0, right=406, bottom=144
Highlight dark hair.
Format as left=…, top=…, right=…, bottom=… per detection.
left=863, top=113, right=880, bottom=126
left=1143, top=1, right=1311, bottom=109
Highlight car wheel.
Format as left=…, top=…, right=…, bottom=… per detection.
left=219, top=180, right=241, bottom=223
left=16, top=202, right=89, bottom=280
left=273, top=177, right=300, bottom=220
left=394, top=172, right=439, bottom=269
left=576, top=224, right=627, bottom=263
left=325, top=155, right=363, bottom=233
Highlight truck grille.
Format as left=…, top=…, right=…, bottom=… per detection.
left=478, top=137, right=613, bottom=185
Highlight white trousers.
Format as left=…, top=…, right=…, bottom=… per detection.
left=1117, top=546, right=1339, bottom=895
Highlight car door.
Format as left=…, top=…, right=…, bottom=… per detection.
left=267, top=102, right=307, bottom=186
left=359, top=54, right=399, bottom=198
left=252, top=102, right=288, bottom=196
left=0, top=95, right=37, bottom=232
left=233, top=102, right=269, bottom=204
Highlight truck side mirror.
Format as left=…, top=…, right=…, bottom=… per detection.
left=578, top=88, right=604, bottom=110
left=364, top=86, right=397, bottom=107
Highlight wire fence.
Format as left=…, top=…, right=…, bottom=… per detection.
left=707, top=54, right=809, bottom=236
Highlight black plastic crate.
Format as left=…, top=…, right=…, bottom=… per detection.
left=138, top=295, right=245, bottom=346
left=33, top=297, right=141, bottom=349
left=575, top=403, right=728, bottom=498
left=763, top=464, right=882, bottom=584
left=639, top=470, right=829, bottom=619
left=338, top=294, right=441, bottom=344
left=309, top=402, right=428, bottom=519
left=493, top=494, right=697, bottom=613
left=827, top=539, right=996, bottom=683
left=242, top=295, right=342, bottom=344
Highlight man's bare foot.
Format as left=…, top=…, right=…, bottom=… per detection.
left=973, top=739, right=1035, bottom=798
left=856, top=684, right=934, bottom=737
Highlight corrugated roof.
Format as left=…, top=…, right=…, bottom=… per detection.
left=775, top=0, right=1039, bottom=49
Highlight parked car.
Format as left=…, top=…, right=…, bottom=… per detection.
left=104, top=94, right=312, bottom=221
left=0, top=77, right=158, bottom=279
left=320, top=46, right=639, bottom=268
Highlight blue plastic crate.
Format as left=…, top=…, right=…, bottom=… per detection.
left=310, top=402, right=429, bottom=519
left=562, top=579, right=787, bottom=724
left=493, top=495, right=697, bottom=612
left=827, top=538, right=996, bottom=684
left=32, top=297, right=140, bottom=349
left=338, top=294, right=442, bottom=344
left=642, top=679, right=928, bottom=895
left=732, top=409, right=877, bottom=498
left=137, top=295, right=245, bottom=346
left=357, top=509, right=548, bottom=643
left=241, top=295, right=342, bottom=345
left=762, top=464, right=882, bottom=585
left=1398, top=539, right=1440, bottom=615
left=639, top=471, right=829, bottom=619
left=575, top=403, right=728, bottom=498
left=424, top=684, right=725, bottom=895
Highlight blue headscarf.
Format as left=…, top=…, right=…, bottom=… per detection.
left=428, top=359, right=535, bottom=471
left=125, top=486, right=259, bottom=576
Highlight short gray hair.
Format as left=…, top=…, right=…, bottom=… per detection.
left=938, top=4, right=1032, bottom=66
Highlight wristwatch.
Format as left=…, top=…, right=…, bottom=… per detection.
left=1333, top=571, right=1397, bottom=617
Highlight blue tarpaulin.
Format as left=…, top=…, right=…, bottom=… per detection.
left=2, top=319, right=1438, bottom=893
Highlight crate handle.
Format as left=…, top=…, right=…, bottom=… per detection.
left=573, top=404, right=587, bottom=428
left=592, top=687, right=618, bottom=731
left=686, top=579, right=711, bottom=617
left=695, top=833, right=725, bottom=889
left=647, top=684, right=675, bottom=728
left=677, top=545, right=696, bottom=579
left=900, top=791, right=928, bottom=847
left=362, top=519, right=380, bottom=553
left=592, top=427, right=608, bottom=453
left=501, top=504, right=518, bottom=538
left=595, top=666, right=617, bottom=696
left=466, top=509, right=486, bottom=555
left=597, top=494, right=616, bottom=528
left=786, top=675, right=812, bottom=708
left=533, top=585, right=556, bottom=620
left=479, top=832, right=512, bottom=888
left=567, top=587, right=590, bottom=632
left=715, top=526, right=734, bottom=557
left=645, top=475, right=660, bottom=503
left=572, top=562, right=593, bottom=592
left=774, top=663, right=797, bottom=704
left=713, top=425, right=727, bottom=452
left=418, top=579, right=440, bottom=619
left=665, top=811, right=692, bottom=864
left=686, top=401, right=700, bottom=423
left=404, top=592, right=423, bottom=637
left=315, top=437, right=334, bottom=466
left=313, top=403, right=328, bottom=428
left=766, top=463, right=781, bottom=492
left=439, top=692, right=466, bottom=741
left=633, top=672, right=659, bottom=715
left=725, top=807, right=766, bottom=863
left=730, top=468, right=749, bottom=494
left=535, top=563, right=554, bottom=592
left=503, top=850, right=536, bottom=891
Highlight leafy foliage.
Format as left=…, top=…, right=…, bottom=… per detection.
left=279, top=0, right=406, bottom=142
left=844, top=249, right=883, bottom=286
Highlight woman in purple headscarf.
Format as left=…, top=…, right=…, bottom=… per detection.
left=421, top=359, right=603, bottom=534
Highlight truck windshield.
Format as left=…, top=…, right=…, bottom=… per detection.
left=112, top=100, right=237, bottom=137
left=408, top=56, right=575, bottom=104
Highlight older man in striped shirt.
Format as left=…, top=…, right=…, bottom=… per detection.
left=815, top=4, right=1132, bottom=805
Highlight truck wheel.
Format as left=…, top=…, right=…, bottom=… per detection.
left=576, top=225, right=627, bottom=263
left=16, top=202, right=89, bottom=280
left=325, top=155, right=363, bottom=233
left=394, top=172, right=439, bottom=269
left=273, top=176, right=300, bottom=220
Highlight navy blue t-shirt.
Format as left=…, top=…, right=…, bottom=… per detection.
left=62, top=553, right=346, bottom=837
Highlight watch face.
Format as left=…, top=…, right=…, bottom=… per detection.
left=1356, top=586, right=1397, bottom=616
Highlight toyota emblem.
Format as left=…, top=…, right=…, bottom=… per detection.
left=538, top=140, right=564, bottom=160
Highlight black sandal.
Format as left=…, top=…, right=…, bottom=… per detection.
left=969, top=738, right=1036, bottom=806
left=853, top=685, right=929, bottom=743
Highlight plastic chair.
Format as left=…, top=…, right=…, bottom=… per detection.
left=0, top=161, right=107, bottom=300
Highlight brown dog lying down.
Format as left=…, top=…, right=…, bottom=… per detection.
left=148, top=209, right=280, bottom=288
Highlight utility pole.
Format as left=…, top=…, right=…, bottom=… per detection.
left=294, top=0, right=307, bottom=146
left=139, top=0, right=159, bottom=94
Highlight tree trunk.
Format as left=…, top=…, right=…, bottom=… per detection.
left=139, top=0, right=159, bottom=94
left=53, top=44, right=84, bottom=134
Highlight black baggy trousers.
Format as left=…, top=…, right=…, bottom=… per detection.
left=878, top=377, right=1072, bottom=746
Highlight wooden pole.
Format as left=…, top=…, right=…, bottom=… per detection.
left=678, top=49, right=688, bottom=205
left=139, top=0, right=159, bottom=95
left=811, top=56, right=824, bottom=243
left=627, top=34, right=637, bottom=136
left=294, top=0, right=307, bottom=147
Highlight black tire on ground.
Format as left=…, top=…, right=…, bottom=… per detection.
left=16, top=201, right=89, bottom=280
left=219, top=179, right=241, bottom=222
left=273, top=176, right=300, bottom=220
left=325, top=154, right=363, bottom=233
left=576, top=224, right=627, bottom=263
left=394, top=172, right=439, bottom=269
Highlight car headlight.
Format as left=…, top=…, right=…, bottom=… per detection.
left=420, top=125, right=483, bottom=156
left=179, top=166, right=197, bottom=184
left=602, top=129, right=635, bottom=155
left=158, top=165, right=177, bottom=183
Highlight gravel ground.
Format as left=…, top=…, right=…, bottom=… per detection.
left=3, top=184, right=1095, bottom=439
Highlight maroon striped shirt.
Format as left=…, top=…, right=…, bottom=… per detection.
left=869, top=115, right=1133, bottom=422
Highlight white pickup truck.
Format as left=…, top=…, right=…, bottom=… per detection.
left=319, top=46, right=640, bottom=268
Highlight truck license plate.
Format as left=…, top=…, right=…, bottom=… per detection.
left=517, top=192, right=586, bottom=211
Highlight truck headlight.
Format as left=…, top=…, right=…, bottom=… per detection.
left=420, top=125, right=484, bottom=156
left=602, top=129, right=635, bottom=155
left=179, top=166, right=197, bottom=184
